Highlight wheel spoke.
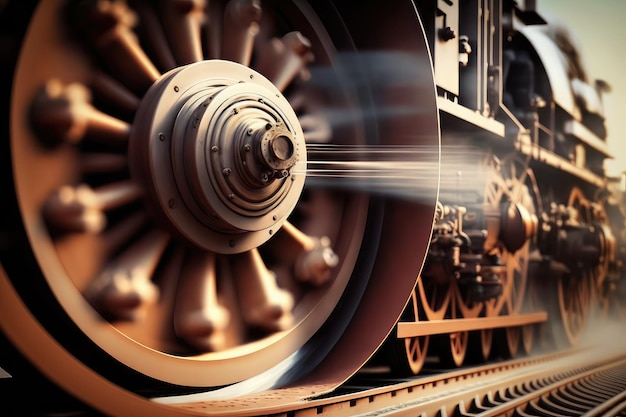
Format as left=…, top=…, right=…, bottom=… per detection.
left=80, top=153, right=128, bottom=175
left=174, top=249, right=231, bottom=351
left=221, top=0, right=261, bottom=66
left=71, top=0, right=161, bottom=92
left=31, top=81, right=130, bottom=146
left=159, top=0, right=206, bottom=65
left=42, top=181, right=142, bottom=235
left=270, top=221, right=339, bottom=286
left=85, top=229, right=170, bottom=320
left=255, top=32, right=313, bottom=92
left=131, top=0, right=177, bottom=72
left=232, top=248, right=294, bottom=331
left=90, top=70, right=140, bottom=116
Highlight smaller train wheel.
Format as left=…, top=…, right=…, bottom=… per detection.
left=482, top=154, right=538, bottom=360
left=521, top=324, right=535, bottom=355
left=547, top=187, right=597, bottom=347
left=552, top=269, right=593, bottom=347
left=415, top=261, right=464, bottom=368
left=483, top=155, right=538, bottom=318
left=386, top=288, right=429, bottom=376
left=466, top=329, right=493, bottom=363
left=437, top=283, right=481, bottom=368
left=495, top=326, right=520, bottom=359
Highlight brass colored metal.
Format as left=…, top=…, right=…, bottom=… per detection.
left=31, top=80, right=129, bottom=145
left=397, top=313, right=548, bottom=338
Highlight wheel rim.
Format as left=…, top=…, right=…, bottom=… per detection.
left=4, top=0, right=439, bottom=399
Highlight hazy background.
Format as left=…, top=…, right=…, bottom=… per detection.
left=538, top=0, right=626, bottom=177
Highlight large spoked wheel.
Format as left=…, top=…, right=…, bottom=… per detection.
left=437, top=283, right=482, bottom=368
left=0, top=0, right=439, bottom=414
left=483, top=155, right=537, bottom=318
left=484, top=155, right=538, bottom=358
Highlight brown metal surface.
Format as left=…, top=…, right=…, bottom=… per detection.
left=396, top=313, right=547, bottom=338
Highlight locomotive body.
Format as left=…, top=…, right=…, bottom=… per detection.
left=0, top=0, right=624, bottom=415
left=383, top=0, right=624, bottom=375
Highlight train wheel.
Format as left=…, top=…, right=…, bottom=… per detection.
left=387, top=288, right=429, bottom=376
left=552, top=269, right=593, bottom=347
left=482, top=155, right=538, bottom=359
left=484, top=155, right=538, bottom=317
left=548, top=187, right=596, bottom=347
left=521, top=324, right=535, bottom=355
left=437, top=284, right=481, bottom=368
left=495, top=326, right=520, bottom=359
left=467, top=328, right=493, bottom=363
left=0, top=0, right=439, bottom=413
left=416, top=259, right=470, bottom=369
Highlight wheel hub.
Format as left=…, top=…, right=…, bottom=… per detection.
left=130, top=60, right=306, bottom=253
left=499, top=202, right=537, bottom=253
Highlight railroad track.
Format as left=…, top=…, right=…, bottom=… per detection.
left=3, top=323, right=626, bottom=416
left=136, top=324, right=626, bottom=417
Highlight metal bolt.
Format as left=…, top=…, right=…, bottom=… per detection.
left=228, top=193, right=235, bottom=200
left=233, top=108, right=239, bottom=115
left=272, top=215, right=277, bottom=221
left=260, top=173, right=269, bottom=183
left=247, top=129, right=253, bottom=136
left=158, top=133, right=165, bottom=141
left=211, top=146, right=219, bottom=152
left=174, top=85, right=180, bottom=92
left=265, top=123, right=272, bottom=130
left=168, top=198, right=177, bottom=209
left=229, top=239, right=236, bottom=247
left=223, top=168, right=231, bottom=176
left=244, top=144, right=251, bottom=152
left=258, top=98, right=264, bottom=104
left=438, top=26, right=456, bottom=41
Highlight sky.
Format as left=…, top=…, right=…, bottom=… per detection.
left=537, top=0, right=626, bottom=177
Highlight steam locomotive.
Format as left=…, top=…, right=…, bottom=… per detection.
left=1, top=0, right=624, bottom=415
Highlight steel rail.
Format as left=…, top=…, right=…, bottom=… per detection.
left=244, top=345, right=626, bottom=417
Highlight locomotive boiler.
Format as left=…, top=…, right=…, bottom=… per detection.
left=0, top=0, right=624, bottom=415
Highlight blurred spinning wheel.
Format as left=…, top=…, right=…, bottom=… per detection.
left=0, top=0, right=439, bottom=413
left=550, top=186, right=609, bottom=347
